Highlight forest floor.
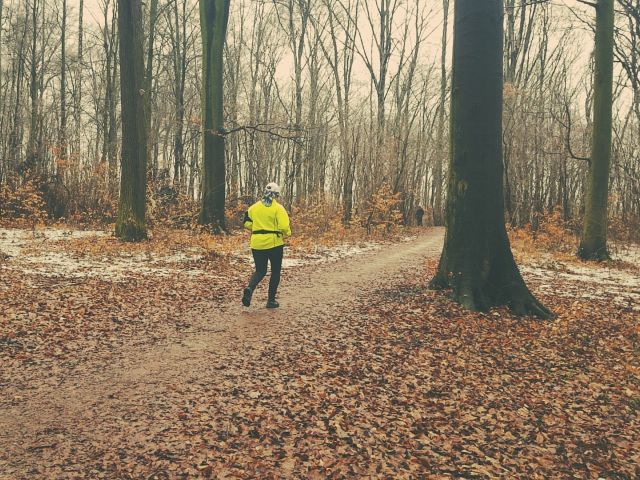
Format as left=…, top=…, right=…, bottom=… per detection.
left=0, top=226, right=639, bottom=479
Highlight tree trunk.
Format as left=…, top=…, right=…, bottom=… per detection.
left=320, top=0, right=357, bottom=222
left=8, top=13, right=28, bottom=171
left=283, top=0, right=309, bottom=202
left=144, top=0, right=159, bottom=180
left=430, top=0, right=551, bottom=319
left=58, top=0, right=67, bottom=179
left=578, top=0, right=614, bottom=260
left=103, top=3, right=119, bottom=192
left=433, top=0, right=449, bottom=226
left=171, top=0, right=188, bottom=192
left=115, top=0, right=148, bottom=241
left=26, top=0, right=40, bottom=171
left=0, top=1, right=3, bottom=92
left=74, top=0, right=83, bottom=160
left=198, top=0, right=230, bottom=232
left=0, top=0, right=3, bottom=182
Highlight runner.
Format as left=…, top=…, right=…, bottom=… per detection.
left=241, top=183, right=292, bottom=308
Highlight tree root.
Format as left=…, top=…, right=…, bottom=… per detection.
left=506, top=291, right=553, bottom=319
left=428, top=273, right=449, bottom=290
left=577, top=245, right=611, bottom=262
left=430, top=274, right=553, bottom=320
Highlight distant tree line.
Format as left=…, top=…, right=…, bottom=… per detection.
left=0, top=0, right=638, bottom=244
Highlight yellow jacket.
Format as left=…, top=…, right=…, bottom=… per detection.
left=243, top=199, right=292, bottom=250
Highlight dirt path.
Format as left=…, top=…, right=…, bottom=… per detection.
left=0, top=229, right=444, bottom=478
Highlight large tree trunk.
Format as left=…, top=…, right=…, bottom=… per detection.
left=198, top=0, right=230, bottom=232
left=430, top=0, right=550, bottom=319
left=115, top=0, right=148, bottom=241
left=578, top=0, right=614, bottom=260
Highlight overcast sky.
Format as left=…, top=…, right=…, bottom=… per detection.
left=64, top=0, right=593, bottom=64
left=37, top=0, right=604, bottom=105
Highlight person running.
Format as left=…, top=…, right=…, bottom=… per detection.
left=242, top=182, right=292, bottom=308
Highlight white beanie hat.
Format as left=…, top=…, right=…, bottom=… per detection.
left=265, top=182, right=281, bottom=194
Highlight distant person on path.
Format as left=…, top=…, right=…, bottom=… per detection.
left=415, top=205, right=425, bottom=226
left=242, top=182, right=292, bottom=308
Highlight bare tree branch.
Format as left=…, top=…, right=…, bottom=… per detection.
left=551, top=103, right=591, bottom=163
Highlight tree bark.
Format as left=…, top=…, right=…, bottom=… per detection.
left=430, top=0, right=551, bottom=319
left=144, top=0, right=159, bottom=180
left=8, top=9, right=28, bottom=172
left=26, top=0, right=40, bottom=171
left=102, top=2, right=119, bottom=192
left=198, top=0, right=230, bottom=232
left=74, top=0, right=83, bottom=160
left=578, top=0, right=614, bottom=260
left=170, top=0, right=188, bottom=192
left=115, top=0, right=148, bottom=241
left=433, top=0, right=449, bottom=226
left=0, top=1, right=3, bottom=93
left=0, top=0, right=3, bottom=182
left=58, top=0, right=67, bottom=179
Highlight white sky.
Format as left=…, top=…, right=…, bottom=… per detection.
left=66, top=0, right=595, bottom=75
left=18, top=0, right=613, bottom=107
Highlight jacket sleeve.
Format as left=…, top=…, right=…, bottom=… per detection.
left=243, top=209, right=253, bottom=231
left=277, top=205, right=292, bottom=237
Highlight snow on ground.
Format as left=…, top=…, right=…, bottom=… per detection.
left=3, top=226, right=637, bottom=312
left=281, top=242, right=382, bottom=268
left=611, top=243, right=640, bottom=266
left=235, top=242, right=381, bottom=268
left=521, top=252, right=639, bottom=311
left=1, top=227, right=386, bottom=280
left=0, top=228, right=207, bottom=281
left=5, top=250, right=209, bottom=280
left=0, top=228, right=107, bottom=258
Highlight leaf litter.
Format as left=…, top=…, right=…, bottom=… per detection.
left=0, top=227, right=638, bottom=479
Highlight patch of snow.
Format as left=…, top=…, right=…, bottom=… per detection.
left=0, top=227, right=205, bottom=281
left=2, top=251, right=207, bottom=280
left=521, top=258, right=640, bottom=311
left=281, top=258, right=307, bottom=268
left=0, top=227, right=107, bottom=258
left=237, top=241, right=383, bottom=268
left=2, top=226, right=386, bottom=280
left=322, top=242, right=381, bottom=260
left=611, top=244, right=640, bottom=266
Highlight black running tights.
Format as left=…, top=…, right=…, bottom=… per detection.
left=248, top=246, right=283, bottom=300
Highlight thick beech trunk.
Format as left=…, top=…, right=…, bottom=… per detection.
left=430, top=0, right=551, bottom=319
left=578, top=0, right=614, bottom=260
left=115, top=0, right=148, bottom=241
left=198, top=0, right=230, bottom=232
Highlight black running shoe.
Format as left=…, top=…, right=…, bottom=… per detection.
left=242, top=287, right=253, bottom=307
left=266, top=299, right=279, bottom=309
